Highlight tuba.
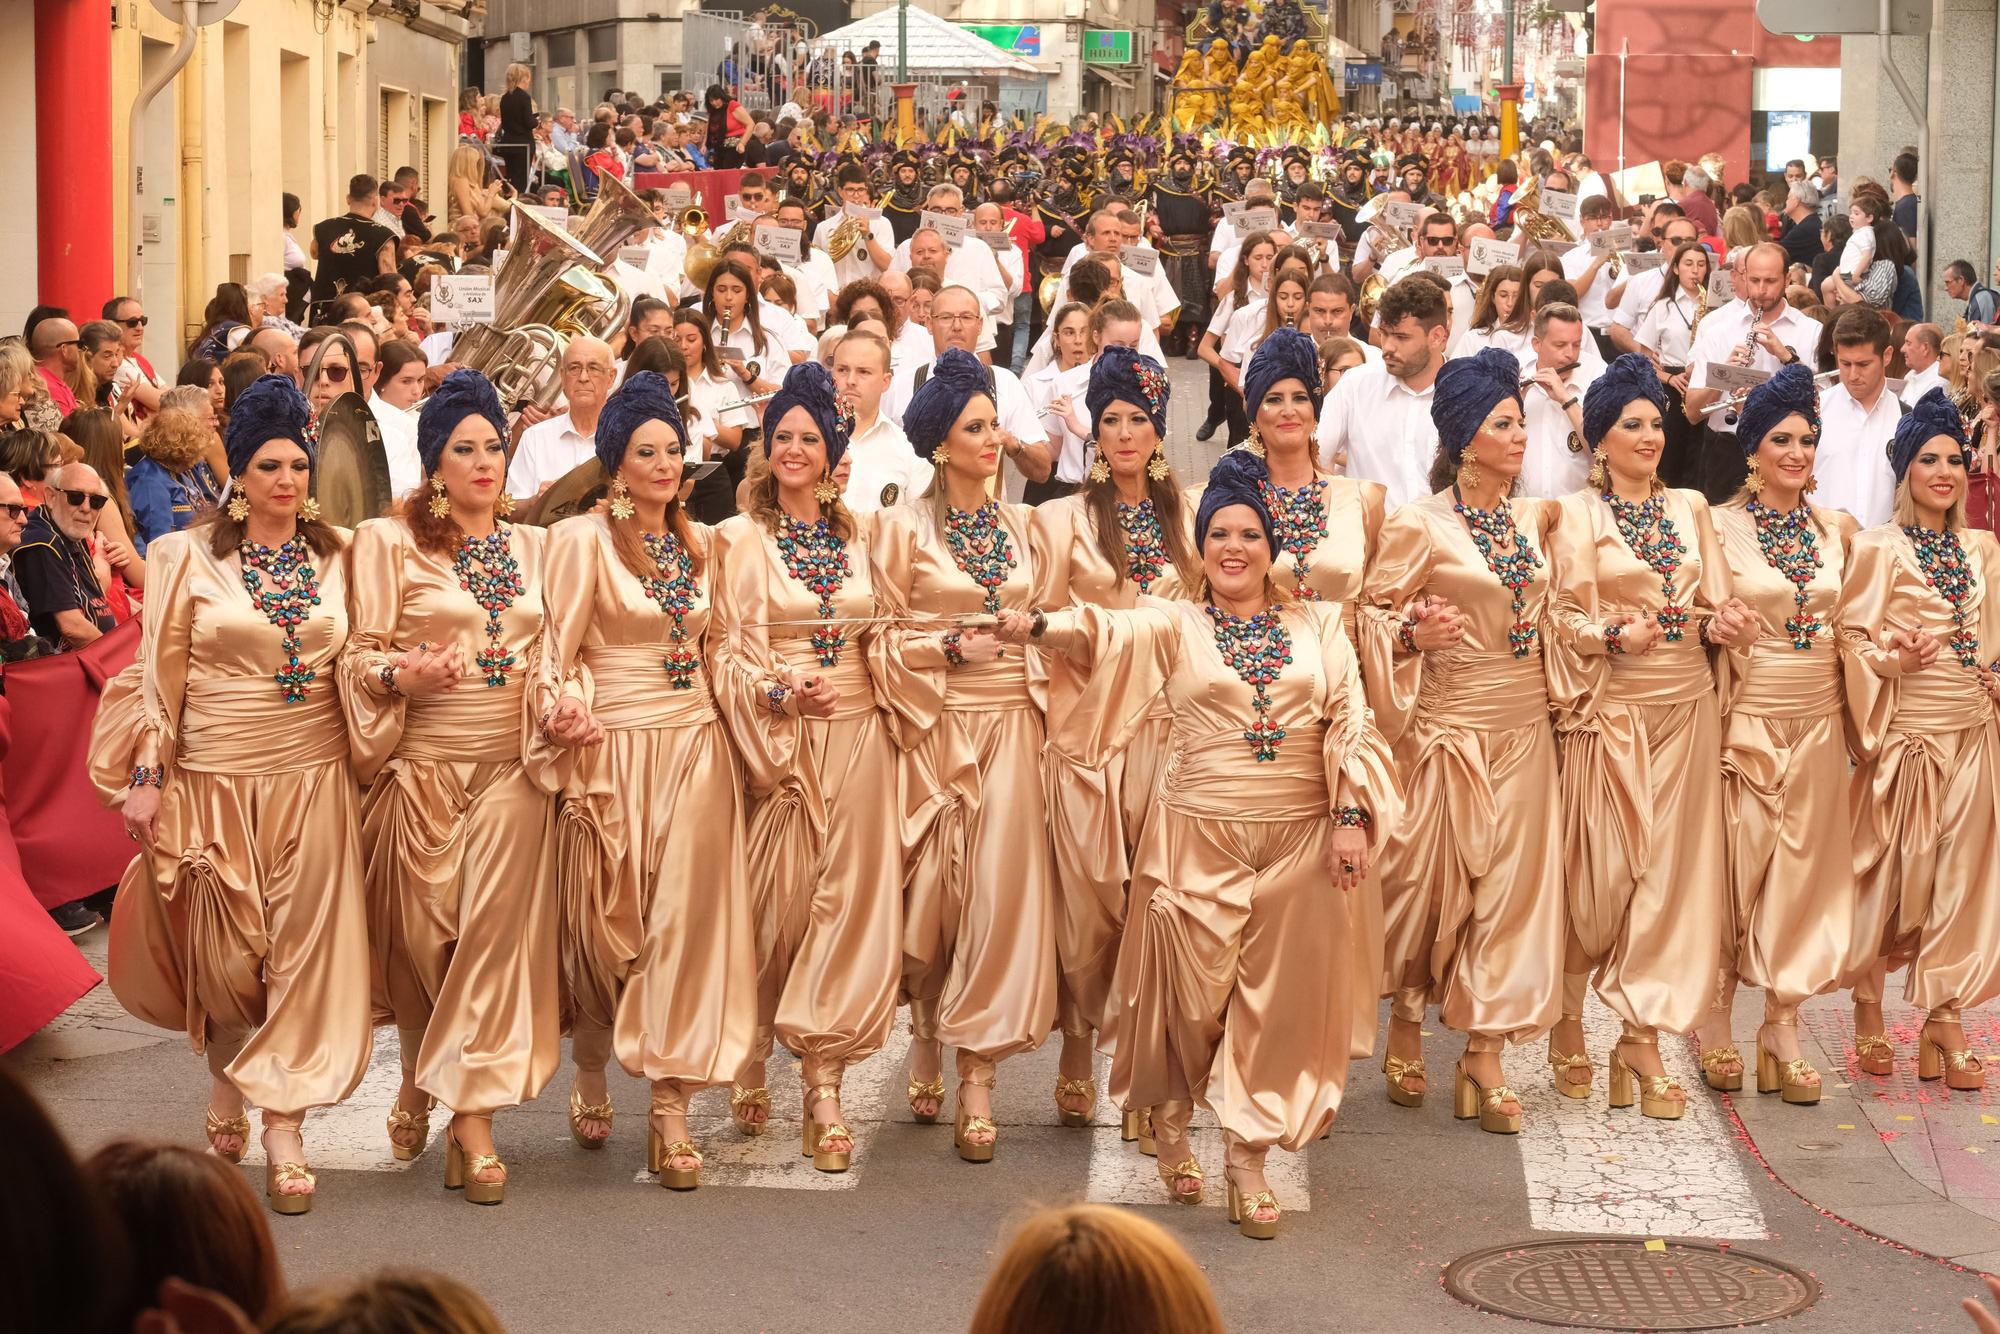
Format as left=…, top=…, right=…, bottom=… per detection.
left=450, top=203, right=605, bottom=372
left=572, top=170, right=659, bottom=259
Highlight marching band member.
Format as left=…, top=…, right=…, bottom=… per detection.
left=1029, top=346, right=1199, bottom=1145
left=1545, top=355, right=1757, bottom=1119
left=341, top=370, right=565, bottom=1205
left=1705, top=365, right=1859, bottom=1106
left=831, top=328, right=925, bottom=513
left=709, top=363, right=902, bottom=1172
left=813, top=162, right=896, bottom=290
left=1514, top=302, right=1600, bottom=498
left=1362, top=348, right=1563, bottom=1133
left=89, top=375, right=371, bottom=1215
left=1001, top=448, right=1399, bottom=1240
left=537, top=371, right=757, bottom=1190
left=869, top=348, right=1059, bottom=1163
left=1838, top=390, right=2000, bottom=1093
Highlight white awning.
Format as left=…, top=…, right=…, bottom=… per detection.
left=1086, top=64, right=1136, bottom=90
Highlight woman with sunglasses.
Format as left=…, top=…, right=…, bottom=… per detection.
left=87, top=375, right=371, bottom=1216
left=298, top=331, right=358, bottom=421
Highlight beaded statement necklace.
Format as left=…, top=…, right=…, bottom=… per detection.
left=1905, top=524, right=1980, bottom=668
left=1259, top=476, right=1329, bottom=599
left=1207, top=605, right=1293, bottom=762
left=1746, top=501, right=1823, bottom=650
left=1606, top=492, right=1689, bottom=642
left=1454, top=489, right=1542, bottom=657
left=1116, top=499, right=1169, bottom=593
left=944, top=502, right=1015, bottom=615
left=453, top=528, right=525, bottom=686
left=238, top=534, right=322, bottom=703
left=776, top=513, right=852, bottom=667
left=638, top=530, right=700, bottom=689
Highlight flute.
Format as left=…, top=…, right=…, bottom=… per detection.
left=1520, top=362, right=1580, bottom=389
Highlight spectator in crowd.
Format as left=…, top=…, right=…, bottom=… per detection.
left=29, top=315, right=81, bottom=420
left=0, top=340, right=37, bottom=437
left=1946, top=258, right=2000, bottom=326
left=189, top=283, right=254, bottom=362
left=1825, top=192, right=1914, bottom=311
left=245, top=324, right=301, bottom=385
left=248, top=273, right=306, bottom=338
left=0, top=425, right=60, bottom=507
left=1891, top=149, right=1920, bottom=238
left=1778, top=180, right=1823, bottom=267
left=393, top=165, right=432, bottom=242
left=126, top=406, right=223, bottom=552
left=0, top=468, right=51, bottom=661
left=551, top=105, right=581, bottom=154
left=312, top=174, right=400, bottom=308
left=266, top=1271, right=505, bottom=1334
left=1902, top=322, right=1947, bottom=405
left=61, top=408, right=144, bottom=590
left=78, top=320, right=125, bottom=408
left=103, top=295, right=166, bottom=417
left=966, top=1204, right=1226, bottom=1334
left=1676, top=163, right=1722, bottom=238
left=0, top=1067, right=135, bottom=1334
left=1810, top=213, right=1850, bottom=297
left=15, top=460, right=123, bottom=649
left=370, top=338, right=427, bottom=497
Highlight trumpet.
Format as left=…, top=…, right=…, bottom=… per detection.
left=680, top=204, right=720, bottom=289
left=1697, top=370, right=1838, bottom=423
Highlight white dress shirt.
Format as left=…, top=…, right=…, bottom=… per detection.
left=1219, top=300, right=1272, bottom=368
left=1687, top=300, right=1821, bottom=435
left=1316, top=360, right=1439, bottom=510
left=1022, top=359, right=1094, bottom=484
left=1450, top=324, right=1532, bottom=360
left=1058, top=242, right=1180, bottom=323
left=686, top=368, right=756, bottom=456
left=890, top=322, right=933, bottom=377
left=368, top=394, right=422, bottom=499
left=813, top=214, right=896, bottom=290
left=1900, top=363, right=1946, bottom=407
left=780, top=249, right=842, bottom=327
left=890, top=237, right=1010, bottom=331
left=1515, top=352, right=1603, bottom=498
left=507, top=410, right=597, bottom=499
left=885, top=359, right=1048, bottom=448
left=841, top=411, right=930, bottom=511
left=1634, top=286, right=1703, bottom=369
left=1561, top=246, right=1621, bottom=331
left=1815, top=381, right=1903, bottom=527
left=1612, top=271, right=1683, bottom=342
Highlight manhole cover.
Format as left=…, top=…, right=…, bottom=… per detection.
left=1442, top=1239, right=1819, bottom=1330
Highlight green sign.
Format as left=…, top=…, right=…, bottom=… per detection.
left=963, top=24, right=1041, bottom=56
left=1082, top=30, right=1135, bottom=64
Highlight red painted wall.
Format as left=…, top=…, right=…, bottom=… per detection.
left=1585, top=0, right=1837, bottom=178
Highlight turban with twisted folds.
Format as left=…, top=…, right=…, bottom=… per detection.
left=595, top=370, right=687, bottom=476
left=1736, top=363, right=1822, bottom=457
left=1086, top=344, right=1171, bottom=439
left=224, top=374, right=313, bottom=478
left=1431, top=348, right=1523, bottom=465
left=416, top=369, right=509, bottom=475
left=1243, top=326, right=1323, bottom=420
left=1891, top=386, right=1969, bottom=481
left=903, top=348, right=995, bottom=456
left=762, top=360, right=854, bottom=468
left=1195, top=448, right=1276, bottom=552
left=1582, top=353, right=1668, bottom=450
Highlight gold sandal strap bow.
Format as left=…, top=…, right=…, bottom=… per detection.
left=1855, top=1034, right=1893, bottom=1058
left=270, top=1162, right=316, bottom=1188
left=207, top=1110, right=252, bottom=1138
left=907, top=1076, right=946, bottom=1099
left=1700, top=1046, right=1743, bottom=1072
left=730, top=1085, right=772, bottom=1111
left=1384, top=1054, right=1426, bottom=1088
left=1158, top=1157, right=1205, bottom=1183
left=959, top=1115, right=996, bottom=1136
left=659, top=1141, right=703, bottom=1166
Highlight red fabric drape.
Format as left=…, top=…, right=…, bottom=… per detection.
left=0, top=693, right=101, bottom=1051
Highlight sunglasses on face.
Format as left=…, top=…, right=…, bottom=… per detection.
left=318, top=364, right=351, bottom=384
left=119, top=315, right=149, bottom=329
left=62, top=490, right=110, bottom=511
left=0, top=502, right=27, bottom=520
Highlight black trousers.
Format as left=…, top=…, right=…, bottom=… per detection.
left=1695, top=424, right=1748, bottom=503
left=493, top=139, right=532, bottom=194
left=1658, top=379, right=1700, bottom=491
left=1022, top=477, right=1079, bottom=507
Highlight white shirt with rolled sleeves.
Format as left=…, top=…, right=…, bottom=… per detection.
left=884, top=358, right=1048, bottom=452
left=1316, top=360, right=1439, bottom=510
left=1514, top=351, right=1603, bottom=498
left=507, top=411, right=597, bottom=500
left=841, top=412, right=931, bottom=512
left=1814, top=382, right=1904, bottom=527
left=1561, top=246, right=1617, bottom=332
left=813, top=213, right=896, bottom=290
left=890, top=236, right=1010, bottom=346
left=1685, top=301, right=1818, bottom=436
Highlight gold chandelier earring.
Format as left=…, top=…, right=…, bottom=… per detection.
left=1457, top=454, right=1483, bottom=491
left=1587, top=447, right=1610, bottom=492
left=814, top=472, right=840, bottom=505
left=931, top=444, right=950, bottom=467
left=1744, top=458, right=1765, bottom=496
left=1086, top=442, right=1111, bottom=484
left=1805, top=470, right=1819, bottom=495
left=429, top=475, right=451, bottom=519
left=227, top=489, right=250, bottom=522
left=608, top=475, right=636, bottom=520
left=1245, top=425, right=1266, bottom=458
left=1147, top=442, right=1171, bottom=482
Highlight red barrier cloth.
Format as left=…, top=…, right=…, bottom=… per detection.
left=0, top=693, right=101, bottom=1051
left=632, top=168, right=747, bottom=221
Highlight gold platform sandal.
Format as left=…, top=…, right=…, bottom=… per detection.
left=443, top=1114, right=506, bottom=1206
left=1920, top=1007, right=1987, bottom=1091
left=1383, top=1052, right=1427, bottom=1109
left=261, top=1115, right=315, bottom=1217
left=729, top=1083, right=772, bottom=1137
left=907, top=999, right=945, bottom=1123
left=1609, top=1033, right=1685, bottom=1120
left=954, top=1067, right=997, bottom=1163
left=1054, top=1076, right=1096, bottom=1128
left=568, top=1088, right=614, bottom=1149
left=1224, top=1136, right=1280, bottom=1240
left=386, top=1095, right=434, bottom=1162
left=648, top=1084, right=703, bottom=1190
left=1700, top=1044, right=1745, bottom=1092
left=1152, top=1103, right=1202, bottom=1203
left=1455, top=1059, right=1522, bottom=1135
left=1157, top=1155, right=1205, bottom=1206
left=802, top=1082, right=854, bottom=1174
left=1854, top=1032, right=1896, bottom=1076
left=205, top=1108, right=251, bottom=1164
left=1756, top=1019, right=1822, bottom=1105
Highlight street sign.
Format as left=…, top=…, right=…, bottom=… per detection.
left=1756, top=0, right=1928, bottom=34
left=1345, top=62, right=1383, bottom=85
left=963, top=23, right=1041, bottom=56
left=1082, top=31, right=1136, bottom=64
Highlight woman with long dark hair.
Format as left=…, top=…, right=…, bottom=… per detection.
left=189, top=284, right=254, bottom=362
left=1634, top=242, right=1714, bottom=489
left=705, top=84, right=755, bottom=169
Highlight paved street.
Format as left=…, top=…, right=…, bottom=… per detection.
left=12, top=360, right=2000, bottom=1331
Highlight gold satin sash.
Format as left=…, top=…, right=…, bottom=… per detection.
left=943, top=658, right=1035, bottom=712
left=808, top=656, right=879, bottom=721
left=1731, top=644, right=1841, bottom=719
left=583, top=645, right=717, bottom=730
left=1893, top=664, right=1993, bottom=734
left=1161, top=725, right=1330, bottom=820
left=179, top=678, right=349, bottom=773
left=1604, top=642, right=1715, bottom=706
left=1417, top=650, right=1549, bottom=731
left=400, top=679, right=526, bottom=762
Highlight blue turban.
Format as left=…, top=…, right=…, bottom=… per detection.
left=1085, top=345, right=1170, bottom=439
left=224, top=374, right=313, bottom=479
left=1891, top=386, right=1969, bottom=481
left=1431, top=348, right=1523, bottom=465
left=1242, top=326, right=1323, bottom=420
left=1582, top=353, right=1669, bottom=449
left=903, top=348, right=995, bottom=456
left=1195, top=448, right=1276, bottom=552
left=416, top=369, right=509, bottom=475
left=761, top=360, right=853, bottom=469
left=1736, top=363, right=1822, bottom=458
left=594, top=370, right=687, bottom=476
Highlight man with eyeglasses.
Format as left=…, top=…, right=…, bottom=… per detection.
left=885, top=285, right=1051, bottom=484
left=103, top=296, right=166, bottom=418
left=30, top=317, right=80, bottom=418
left=0, top=471, right=47, bottom=662
left=889, top=186, right=1010, bottom=354
left=508, top=335, right=615, bottom=505
left=338, top=322, right=381, bottom=399
left=14, top=462, right=117, bottom=651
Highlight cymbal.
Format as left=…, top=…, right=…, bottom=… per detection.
left=312, top=392, right=394, bottom=527
left=528, top=456, right=608, bottom=526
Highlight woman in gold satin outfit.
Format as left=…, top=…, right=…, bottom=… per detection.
left=1837, top=389, right=2000, bottom=1092
left=89, top=374, right=370, bottom=1215
left=1704, top=365, right=1860, bottom=1105
left=1362, top=348, right=1564, bottom=1134
left=1546, top=355, right=1758, bottom=1119
left=537, top=370, right=758, bottom=1190
left=869, top=348, right=1058, bottom=1163
left=1028, top=345, right=1197, bottom=1143
left=710, top=362, right=901, bottom=1172
left=341, top=371, right=571, bottom=1204
left=1004, top=448, right=1400, bottom=1240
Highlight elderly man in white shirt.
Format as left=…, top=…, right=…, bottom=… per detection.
left=1318, top=273, right=1450, bottom=508
left=1684, top=243, right=1822, bottom=500
left=885, top=284, right=1052, bottom=485
left=507, top=335, right=614, bottom=502
left=890, top=185, right=1009, bottom=350
left=1059, top=207, right=1179, bottom=334
left=1515, top=303, right=1601, bottom=497
left=1900, top=322, right=1947, bottom=406
left=813, top=163, right=897, bottom=290
left=1815, top=305, right=1904, bottom=526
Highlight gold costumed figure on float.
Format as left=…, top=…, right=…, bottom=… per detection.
left=1170, top=49, right=1217, bottom=128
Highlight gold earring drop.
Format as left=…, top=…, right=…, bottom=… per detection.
left=496, top=488, right=516, bottom=517
left=1245, top=426, right=1266, bottom=458
left=930, top=445, right=950, bottom=467
left=1087, top=443, right=1111, bottom=484
left=608, top=475, right=636, bottom=520
left=1587, top=447, right=1610, bottom=492
left=428, top=475, right=451, bottom=519
left=1147, top=444, right=1171, bottom=482
left=1745, top=458, right=1765, bottom=496
left=1457, top=456, right=1483, bottom=491
left=227, top=490, right=250, bottom=522
left=1805, top=471, right=1819, bottom=494
left=299, top=496, right=321, bottom=522
left=814, top=475, right=839, bottom=505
